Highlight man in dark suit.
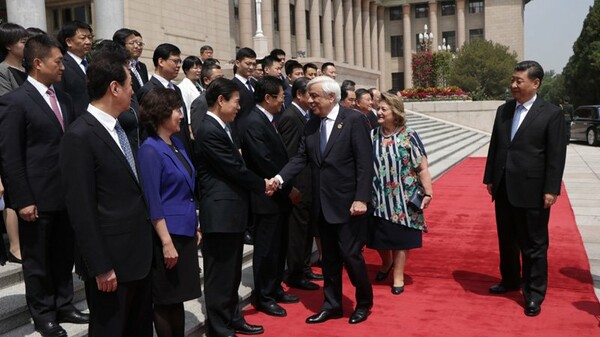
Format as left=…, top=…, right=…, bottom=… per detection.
left=239, top=76, right=299, bottom=317
left=60, top=43, right=153, bottom=337
left=277, top=77, right=322, bottom=291
left=231, top=47, right=257, bottom=142
left=190, top=62, right=224, bottom=139
left=196, top=78, right=274, bottom=337
left=484, top=60, right=567, bottom=317
left=273, top=76, right=373, bottom=324
left=0, top=35, right=88, bottom=337
left=112, top=28, right=149, bottom=95
left=55, top=20, right=92, bottom=119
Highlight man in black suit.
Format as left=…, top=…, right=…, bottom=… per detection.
left=0, top=35, right=88, bottom=337
left=239, top=76, right=300, bottom=317
left=231, top=47, right=257, bottom=142
left=60, top=43, right=153, bottom=337
left=277, top=77, right=322, bottom=291
left=112, top=28, right=149, bottom=95
left=273, top=76, right=373, bottom=324
left=190, top=62, right=224, bottom=139
left=55, top=20, right=92, bottom=119
left=484, top=60, right=567, bottom=317
left=196, top=78, right=275, bottom=337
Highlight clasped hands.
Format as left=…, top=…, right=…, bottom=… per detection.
left=264, top=178, right=281, bottom=196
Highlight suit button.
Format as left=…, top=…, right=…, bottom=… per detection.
left=190, top=199, right=194, bottom=202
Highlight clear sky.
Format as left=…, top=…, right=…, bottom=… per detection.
left=524, top=0, right=594, bottom=73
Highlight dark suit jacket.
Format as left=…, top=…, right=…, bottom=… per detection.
left=365, top=111, right=378, bottom=130
left=0, top=81, right=74, bottom=211
left=60, top=112, right=152, bottom=282
left=239, top=106, right=292, bottom=214
left=55, top=52, right=90, bottom=118
left=231, top=76, right=256, bottom=145
left=190, top=94, right=208, bottom=137
left=277, top=103, right=311, bottom=197
left=131, top=61, right=149, bottom=95
left=483, top=97, right=567, bottom=208
left=195, top=114, right=265, bottom=233
left=279, top=106, right=373, bottom=224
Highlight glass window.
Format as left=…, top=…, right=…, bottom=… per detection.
left=306, top=10, right=310, bottom=39
left=442, top=31, right=456, bottom=51
left=390, top=6, right=402, bottom=21
left=575, top=108, right=593, bottom=119
left=274, top=0, right=279, bottom=31
left=415, top=3, right=429, bottom=19
left=441, top=1, right=456, bottom=16
left=74, top=5, right=86, bottom=22
left=392, top=72, right=404, bottom=91
left=469, top=28, right=484, bottom=41
left=391, top=35, right=404, bottom=58
left=468, top=0, right=484, bottom=14
left=290, top=4, right=296, bottom=36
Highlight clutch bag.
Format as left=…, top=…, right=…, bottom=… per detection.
left=408, top=184, right=425, bottom=210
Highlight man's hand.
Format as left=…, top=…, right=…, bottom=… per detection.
left=96, top=269, right=118, bottom=292
left=350, top=201, right=367, bottom=216
left=486, top=184, right=493, bottom=196
left=196, top=228, right=202, bottom=246
left=19, top=205, right=38, bottom=222
left=265, top=178, right=280, bottom=196
left=543, top=193, right=558, bottom=209
left=162, top=241, right=179, bottom=269
left=289, top=187, right=302, bottom=205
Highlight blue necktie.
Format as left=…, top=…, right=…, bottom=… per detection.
left=320, top=117, right=328, bottom=155
left=510, top=104, right=525, bottom=141
left=81, top=59, right=88, bottom=72
left=115, top=121, right=138, bottom=181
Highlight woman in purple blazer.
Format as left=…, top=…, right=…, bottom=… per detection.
left=138, top=88, right=201, bottom=337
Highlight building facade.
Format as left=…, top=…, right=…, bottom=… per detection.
left=0, top=0, right=528, bottom=91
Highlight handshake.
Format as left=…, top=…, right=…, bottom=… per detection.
left=264, top=177, right=281, bottom=196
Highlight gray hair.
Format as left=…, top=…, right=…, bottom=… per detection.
left=307, top=76, right=341, bottom=102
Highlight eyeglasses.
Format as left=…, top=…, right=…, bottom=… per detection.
left=127, top=41, right=145, bottom=47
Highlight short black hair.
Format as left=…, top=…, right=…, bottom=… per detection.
left=254, top=76, right=282, bottom=103
left=202, top=58, right=220, bottom=66
left=269, top=48, right=286, bottom=59
left=200, top=45, right=213, bottom=53
left=303, top=63, right=318, bottom=73
left=182, top=55, right=202, bottom=74
left=236, top=47, right=256, bottom=61
left=112, top=28, right=135, bottom=47
left=0, top=23, right=28, bottom=62
left=26, top=27, right=46, bottom=37
left=206, top=77, right=240, bottom=108
left=87, top=41, right=129, bottom=100
left=201, top=62, right=221, bottom=86
left=291, top=77, right=310, bottom=99
left=341, top=80, right=356, bottom=101
left=355, top=88, right=371, bottom=101
left=23, top=34, right=62, bottom=74
left=321, top=62, right=335, bottom=73
left=261, top=55, right=279, bottom=70
left=56, top=20, right=92, bottom=51
left=514, top=60, right=544, bottom=85
left=139, top=88, right=182, bottom=136
left=285, top=61, right=303, bottom=77
left=152, top=43, right=180, bottom=67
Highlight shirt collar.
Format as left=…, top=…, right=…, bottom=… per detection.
left=152, top=73, right=172, bottom=88
left=87, top=103, right=118, bottom=131
left=518, top=95, right=537, bottom=112
left=67, top=51, right=83, bottom=66
left=234, top=73, right=250, bottom=83
left=292, top=102, right=308, bottom=117
left=27, top=76, right=52, bottom=96
left=206, top=111, right=227, bottom=129
left=325, top=104, right=340, bottom=121
left=256, top=104, right=274, bottom=122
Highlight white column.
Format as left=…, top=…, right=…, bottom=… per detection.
left=254, top=0, right=269, bottom=56
left=377, top=6, right=386, bottom=87
left=262, top=0, right=274, bottom=53
left=322, top=0, right=334, bottom=60
left=309, top=0, right=321, bottom=58
left=333, top=0, right=344, bottom=62
left=295, top=0, right=307, bottom=58
left=456, top=0, right=466, bottom=49
left=279, top=0, right=292, bottom=54
left=6, top=0, right=47, bottom=30
left=239, top=0, right=253, bottom=48
left=353, top=0, right=363, bottom=67
left=361, top=0, right=371, bottom=69
left=429, top=0, right=438, bottom=49
left=370, top=2, right=378, bottom=71
left=94, top=0, right=125, bottom=39
left=343, top=0, right=354, bottom=64
left=403, top=4, right=412, bottom=89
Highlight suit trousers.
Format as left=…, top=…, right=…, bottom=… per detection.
left=495, top=178, right=550, bottom=304
left=285, top=200, right=314, bottom=282
left=252, top=211, right=289, bottom=307
left=86, top=275, right=153, bottom=337
left=19, top=210, right=76, bottom=325
left=318, top=212, right=373, bottom=311
left=202, top=232, right=245, bottom=337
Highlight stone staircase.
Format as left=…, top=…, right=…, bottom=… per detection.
left=0, top=111, right=490, bottom=337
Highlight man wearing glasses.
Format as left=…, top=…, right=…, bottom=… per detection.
left=113, top=28, right=148, bottom=95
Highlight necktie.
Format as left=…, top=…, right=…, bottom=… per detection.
left=81, top=59, right=88, bottom=72
left=305, top=111, right=311, bottom=121
left=510, top=104, right=525, bottom=141
left=167, top=82, right=175, bottom=90
left=130, top=61, right=144, bottom=87
left=246, top=80, right=254, bottom=92
left=46, top=88, right=64, bottom=131
left=224, top=124, right=234, bottom=143
left=320, top=117, right=328, bottom=155
left=115, top=121, right=138, bottom=181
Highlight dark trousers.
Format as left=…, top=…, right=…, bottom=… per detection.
left=318, top=212, right=373, bottom=312
left=285, top=200, right=314, bottom=282
left=202, top=232, right=245, bottom=337
left=86, top=275, right=153, bottom=337
left=252, top=211, right=289, bottom=307
left=19, top=210, right=76, bottom=325
left=495, top=179, right=550, bottom=304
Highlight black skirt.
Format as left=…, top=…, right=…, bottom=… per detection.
left=152, top=233, right=202, bottom=304
left=367, top=216, right=422, bottom=250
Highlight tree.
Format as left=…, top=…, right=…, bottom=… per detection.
left=412, top=51, right=434, bottom=88
left=563, top=1, right=600, bottom=106
left=538, top=71, right=566, bottom=105
left=433, top=51, right=453, bottom=87
left=448, top=39, right=517, bottom=100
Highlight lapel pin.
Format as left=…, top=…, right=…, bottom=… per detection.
left=337, top=122, right=343, bottom=129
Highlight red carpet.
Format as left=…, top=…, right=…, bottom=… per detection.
left=242, top=158, right=600, bottom=336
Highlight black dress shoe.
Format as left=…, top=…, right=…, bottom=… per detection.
left=256, top=303, right=287, bottom=317
left=391, top=286, right=404, bottom=295
left=305, top=271, right=324, bottom=280
left=7, top=251, right=22, bottom=264
left=375, top=266, right=392, bottom=281
left=233, top=322, right=264, bottom=335
left=35, top=322, right=67, bottom=337
left=524, top=301, right=541, bottom=317
left=349, top=307, right=370, bottom=324
left=305, top=310, right=343, bottom=324
left=276, top=293, right=300, bottom=303
left=58, top=310, right=89, bottom=324
left=243, top=231, right=254, bottom=245
left=489, top=283, right=520, bottom=294
left=287, top=278, right=319, bottom=291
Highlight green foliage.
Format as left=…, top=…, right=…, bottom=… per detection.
left=538, top=71, right=567, bottom=105
left=563, top=1, right=600, bottom=106
left=412, top=51, right=435, bottom=88
left=448, top=39, right=517, bottom=100
left=432, top=51, right=453, bottom=87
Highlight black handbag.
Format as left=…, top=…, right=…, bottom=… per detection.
left=408, top=184, right=426, bottom=210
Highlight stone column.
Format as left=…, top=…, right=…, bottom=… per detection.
left=295, top=0, right=307, bottom=58
left=279, top=0, right=292, bottom=55
left=253, top=0, right=269, bottom=56
left=343, top=0, right=354, bottom=64
left=95, top=0, right=125, bottom=39
left=370, top=2, right=378, bottom=71
left=377, top=6, right=386, bottom=88
left=429, top=0, right=438, bottom=49
left=262, top=0, right=274, bottom=53
left=353, top=0, right=363, bottom=67
left=333, top=0, right=345, bottom=62
left=309, top=0, right=321, bottom=58
left=403, top=4, right=412, bottom=89
left=361, top=0, right=371, bottom=69
left=322, top=0, right=334, bottom=60
left=6, top=0, right=46, bottom=30
left=239, top=0, right=253, bottom=48
left=456, top=0, right=466, bottom=49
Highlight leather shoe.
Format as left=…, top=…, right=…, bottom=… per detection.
left=349, top=307, right=370, bottom=324
left=524, top=301, right=541, bottom=317
left=35, top=322, right=67, bottom=337
left=58, top=310, right=89, bottom=324
left=391, top=286, right=404, bottom=295
left=243, top=231, right=254, bottom=245
left=489, top=283, right=520, bottom=294
left=375, top=266, right=392, bottom=281
left=276, top=293, right=300, bottom=303
left=287, top=278, right=319, bottom=291
left=305, top=271, right=324, bottom=280
left=305, top=310, right=343, bottom=324
left=256, top=303, right=287, bottom=317
left=233, top=322, right=264, bottom=335
left=7, top=252, right=22, bottom=264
